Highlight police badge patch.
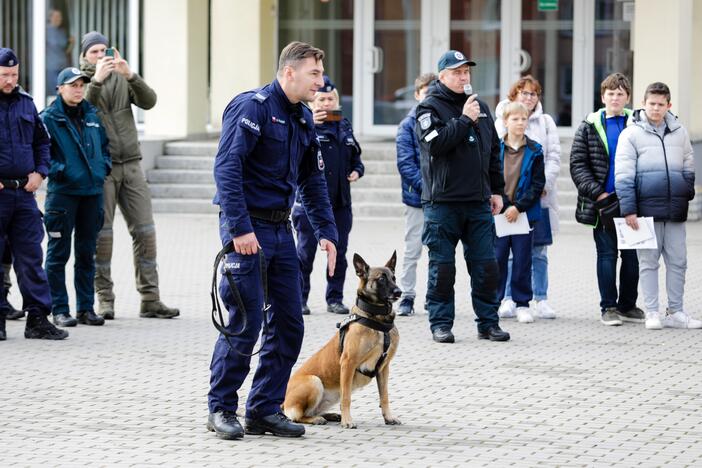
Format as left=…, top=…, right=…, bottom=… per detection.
left=317, top=149, right=325, bottom=171
left=418, top=113, right=432, bottom=130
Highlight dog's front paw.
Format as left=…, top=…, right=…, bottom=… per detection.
left=384, top=416, right=402, bottom=425
left=310, top=416, right=327, bottom=425
left=340, top=420, right=357, bottom=429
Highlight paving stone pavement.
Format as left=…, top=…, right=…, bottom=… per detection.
left=1, top=213, right=701, bottom=467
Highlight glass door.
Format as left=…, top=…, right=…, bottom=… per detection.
left=520, top=0, right=574, bottom=126
left=356, top=0, right=425, bottom=136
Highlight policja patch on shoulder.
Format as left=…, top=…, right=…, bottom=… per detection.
left=418, top=113, right=432, bottom=130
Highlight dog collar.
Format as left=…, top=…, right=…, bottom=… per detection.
left=355, top=298, right=392, bottom=316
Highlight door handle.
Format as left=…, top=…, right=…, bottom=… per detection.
left=371, top=46, right=384, bottom=74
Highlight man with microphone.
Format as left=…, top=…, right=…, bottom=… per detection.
left=415, top=50, right=509, bottom=344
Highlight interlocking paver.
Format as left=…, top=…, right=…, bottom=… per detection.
left=1, top=213, right=701, bottom=466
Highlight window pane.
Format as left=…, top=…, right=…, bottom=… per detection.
left=373, top=0, right=420, bottom=125
left=279, top=0, right=354, bottom=121
left=450, top=0, right=501, bottom=113
left=594, top=0, right=633, bottom=111
left=521, top=0, right=573, bottom=126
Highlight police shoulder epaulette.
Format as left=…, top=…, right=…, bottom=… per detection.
left=252, top=92, right=268, bottom=103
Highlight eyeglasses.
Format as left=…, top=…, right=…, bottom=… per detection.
left=520, top=91, right=539, bottom=99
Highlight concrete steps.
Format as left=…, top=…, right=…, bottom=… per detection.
left=147, top=137, right=579, bottom=222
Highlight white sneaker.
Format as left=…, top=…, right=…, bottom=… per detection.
left=516, top=307, right=534, bottom=323
left=498, top=299, right=516, bottom=318
left=662, top=310, right=702, bottom=329
left=645, top=312, right=662, bottom=330
left=535, top=300, right=556, bottom=319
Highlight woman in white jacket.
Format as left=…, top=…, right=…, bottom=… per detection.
left=495, top=76, right=561, bottom=319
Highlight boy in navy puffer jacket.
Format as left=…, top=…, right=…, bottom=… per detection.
left=395, top=72, right=435, bottom=316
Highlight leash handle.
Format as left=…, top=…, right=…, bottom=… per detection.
left=211, top=242, right=271, bottom=357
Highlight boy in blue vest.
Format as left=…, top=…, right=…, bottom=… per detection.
left=495, top=102, right=545, bottom=323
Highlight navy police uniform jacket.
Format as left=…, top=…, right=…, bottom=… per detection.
left=306, top=118, right=363, bottom=208
left=415, top=80, right=504, bottom=203
left=0, top=86, right=50, bottom=178
left=40, top=97, right=111, bottom=196
left=213, top=79, right=338, bottom=244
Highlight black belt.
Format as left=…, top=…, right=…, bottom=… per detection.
left=0, top=178, right=28, bottom=189
left=249, top=208, right=291, bottom=224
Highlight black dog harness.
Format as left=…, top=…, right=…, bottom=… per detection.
left=337, top=298, right=394, bottom=379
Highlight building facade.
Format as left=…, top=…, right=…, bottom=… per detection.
left=2, top=0, right=701, bottom=142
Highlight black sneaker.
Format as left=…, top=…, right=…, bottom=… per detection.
left=397, top=297, right=414, bottom=316
left=432, top=327, right=455, bottom=343
left=25, top=313, right=69, bottom=340
left=77, top=310, right=105, bottom=326
left=617, top=307, right=645, bottom=323
left=477, top=325, right=510, bottom=342
left=301, top=304, right=310, bottom=315
left=207, top=411, right=244, bottom=440
left=53, top=313, right=78, bottom=327
left=245, top=412, right=305, bottom=437
left=327, top=302, right=349, bottom=315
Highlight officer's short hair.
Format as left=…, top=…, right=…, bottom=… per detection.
left=278, top=42, right=325, bottom=74
left=414, top=73, right=437, bottom=94
left=643, top=82, right=671, bottom=103
left=600, top=72, right=631, bottom=97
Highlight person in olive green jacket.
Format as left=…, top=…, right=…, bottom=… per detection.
left=79, top=31, right=179, bottom=320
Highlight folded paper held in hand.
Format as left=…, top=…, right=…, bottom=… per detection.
left=614, top=217, right=657, bottom=249
left=494, top=212, right=530, bottom=237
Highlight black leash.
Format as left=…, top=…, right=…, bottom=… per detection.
left=210, top=242, right=271, bottom=357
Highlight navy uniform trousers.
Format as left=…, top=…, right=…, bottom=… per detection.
left=44, top=193, right=103, bottom=316
left=0, top=188, right=52, bottom=314
left=422, top=201, right=501, bottom=334
left=292, top=204, right=352, bottom=305
left=208, top=214, right=304, bottom=419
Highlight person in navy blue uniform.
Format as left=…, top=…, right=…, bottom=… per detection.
left=208, top=42, right=338, bottom=440
left=41, top=67, right=111, bottom=328
left=0, top=48, right=68, bottom=341
left=292, top=75, right=363, bottom=316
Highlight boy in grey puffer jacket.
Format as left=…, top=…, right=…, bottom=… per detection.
left=615, top=82, right=699, bottom=330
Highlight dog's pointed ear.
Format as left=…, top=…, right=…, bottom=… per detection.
left=385, top=250, right=397, bottom=273
left=353, top=253, right=369, bottom=278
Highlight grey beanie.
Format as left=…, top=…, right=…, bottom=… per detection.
left=81, top=31, right=109, bottom=55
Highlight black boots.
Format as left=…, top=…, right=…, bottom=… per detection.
left=24, top=312, right=69, bottom=340
left=207, top=411, right=244, bottom=440
left=245, top=412, right=305, bottom=437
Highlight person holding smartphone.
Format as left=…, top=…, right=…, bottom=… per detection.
left=292, top=75, right=364, bottom=315
left=79, top=31, right=179, bottom=321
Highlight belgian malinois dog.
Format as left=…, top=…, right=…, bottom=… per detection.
left=283, top=252, right=402, bottom=429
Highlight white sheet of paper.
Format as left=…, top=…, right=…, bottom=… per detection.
left=614, top=217, right=658, bottom=249
left=493, top=212, right=530, bottom=237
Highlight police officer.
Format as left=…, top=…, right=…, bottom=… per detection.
left=208, top=41, right=338, bottom=440
left=415, top=50, right=510, bottom=344
left=41, top=67, right=111, bottom=328
left=0, top=48, right=68, bottom=341
left=292, top=75, right=363, bottom=315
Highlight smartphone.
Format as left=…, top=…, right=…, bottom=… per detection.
left=325, top=109, right=343, bottom=122
left=105, top=48, right=114, bottom=58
